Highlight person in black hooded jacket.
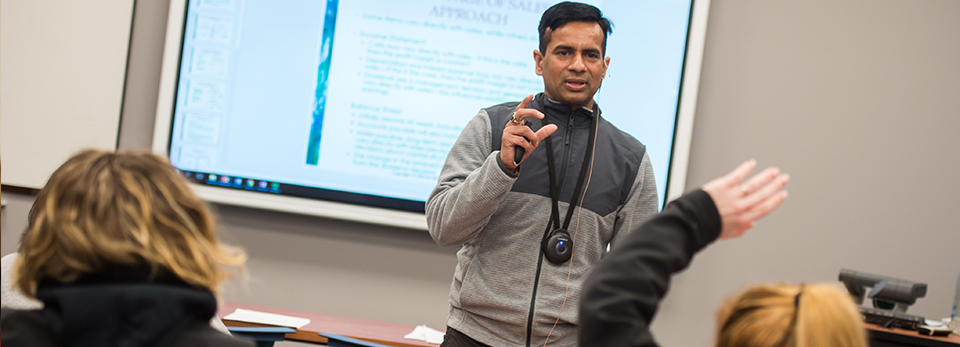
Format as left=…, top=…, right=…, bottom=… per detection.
left=1, top=150, right=252, bottom=347
left=578, top=160, right=793, bottom=347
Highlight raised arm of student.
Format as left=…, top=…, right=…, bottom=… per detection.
left=579, top=160, right=789, bottom=347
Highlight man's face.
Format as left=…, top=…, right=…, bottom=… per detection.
left=534, top=21, right=610, bottom=110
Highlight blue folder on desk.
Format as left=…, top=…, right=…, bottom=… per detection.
left=320, top=333, right=390, bottom=347
left=227, top=326, right=296, bottom=347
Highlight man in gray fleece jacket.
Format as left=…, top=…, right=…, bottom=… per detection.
left=426, top=2, right=658, bottom=346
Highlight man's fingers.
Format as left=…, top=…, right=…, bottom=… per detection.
left=510, top=95, right=544, bottom=126
left=507, top=125, right=537, bottom=147
left=517, top=94, right=534, bottom=110
left=513, top=94, right=534, bottom=123
left=510, top=136, right=534, bottom=152
left=504, top=123, right=556, bottom=165
left=504, top=133, right=531, bottom=161
left=532, top=124, right=558, bottom=146
left=511, top=109, right=544, bottom=125
left=500, top=97, right=544, bottom=169
left=516, top=123, right=538, bottom=140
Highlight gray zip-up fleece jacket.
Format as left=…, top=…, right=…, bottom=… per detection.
left=426, top=94, right=658, bottom=347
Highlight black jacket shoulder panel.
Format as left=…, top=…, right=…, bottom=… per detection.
left=482, top=96, right=648, bottom=217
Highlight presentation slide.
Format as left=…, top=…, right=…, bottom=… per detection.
left=167, top=0, right=692, bottom=211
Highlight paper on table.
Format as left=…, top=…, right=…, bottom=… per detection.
left=223, top=308, right=311, bottom=329
left=403, top=324, right=444, bottom=344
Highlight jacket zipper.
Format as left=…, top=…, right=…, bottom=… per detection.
left=556, top=114, right=576, bottom=190
left=524, top=110, right=577, bottom=347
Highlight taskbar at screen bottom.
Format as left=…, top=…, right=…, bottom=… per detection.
left=175, top=169, right=426, bottom=213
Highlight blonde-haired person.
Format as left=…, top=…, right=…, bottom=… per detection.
left=715, top=283, right=866, bottom=347
left=579, top=160, right=864, bottom=347
left=0, top=150, right=252, bottom=347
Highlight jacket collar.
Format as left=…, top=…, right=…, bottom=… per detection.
left=35, top=266, right=216, bottom=347
left=536, top=93, right=598, bottom=127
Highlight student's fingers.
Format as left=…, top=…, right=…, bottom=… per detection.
left=742, top=190, right=789, bottom=223
left=703, top=159, right=757, bottom=193
left=739, top=168, right=786, bottom=206
left=739, top=167, right=780, bottom=194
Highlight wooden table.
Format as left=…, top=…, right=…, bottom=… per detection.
left=866, top=323, right=960, bottom=347
left=218, top=301, right=439, bottom=347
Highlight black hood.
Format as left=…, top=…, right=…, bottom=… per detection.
left=35, top=266, right=217, bottom=347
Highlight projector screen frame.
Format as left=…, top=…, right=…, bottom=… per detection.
left=152, top=0, right=711, bottom=231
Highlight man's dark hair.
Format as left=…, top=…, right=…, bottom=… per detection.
left=538, top=2, right=614, bottom=56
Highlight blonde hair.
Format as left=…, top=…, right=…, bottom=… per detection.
left=715, top=283, right=867, bottom=347
left=15, top=150, right=245, bottom=296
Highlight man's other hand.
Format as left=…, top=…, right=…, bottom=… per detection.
left=501, top=94, right=558, bottom=173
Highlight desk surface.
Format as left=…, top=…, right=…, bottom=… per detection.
left=865, top=323, right=960, bottom=347
left=219, top=303, right=960, bottom=347
left=218, top=301, right=438, bottom=347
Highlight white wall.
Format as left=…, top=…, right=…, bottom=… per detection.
left=3, top=1, right=959, bottom=346
left=0, top=0, right=134, bottom=189
left=652, top=1, right=960, bottom=345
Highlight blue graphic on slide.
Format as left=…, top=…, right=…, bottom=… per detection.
left=306, top=0, right=339, bottom=165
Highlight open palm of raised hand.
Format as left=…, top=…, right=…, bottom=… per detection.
left=702, top=160, right=790, bottom=240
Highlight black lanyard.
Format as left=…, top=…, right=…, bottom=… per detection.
left=537, top=98, right=599, bottom=234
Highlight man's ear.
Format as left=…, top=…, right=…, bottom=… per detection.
left=602, top=57, right=611, bottom=77
left=533, top=50, right=544, bottom=76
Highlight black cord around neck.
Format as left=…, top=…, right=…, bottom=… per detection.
left=537, top=96, right=599, bottom=232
